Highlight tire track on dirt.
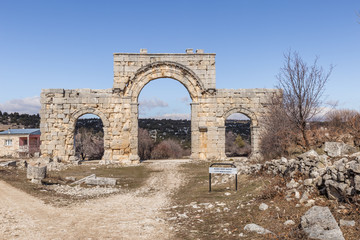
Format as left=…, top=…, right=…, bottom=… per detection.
left=0, top=161, right=184, bottom=240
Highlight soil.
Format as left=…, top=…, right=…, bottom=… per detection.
left=0, top=160, right=184, bottom=240
left=1, top=159, right=360, bottom=240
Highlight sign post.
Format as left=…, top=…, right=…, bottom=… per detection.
left=209, top=163, right=238, bottom=192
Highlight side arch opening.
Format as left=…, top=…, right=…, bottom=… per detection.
left=221, top=108, right=259, bottom=159
left=225, top=113, right=251, bottom=158
left=74, top=114, right=104, bottom=161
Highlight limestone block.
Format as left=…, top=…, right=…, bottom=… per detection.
left=27, top=165, right=47, bottom=180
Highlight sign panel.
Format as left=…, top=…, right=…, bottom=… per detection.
left=209, top=167, right=237, bottom=175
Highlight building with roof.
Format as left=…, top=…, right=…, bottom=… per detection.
left=0, top=129, right=41, bottom=158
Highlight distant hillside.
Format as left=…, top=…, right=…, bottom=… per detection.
left=0, top=111, right=40, bottom=131
left=0, top=112, right=251, bottom=145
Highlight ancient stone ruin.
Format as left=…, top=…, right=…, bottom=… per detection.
left=40, top=49, right=279, bottom=163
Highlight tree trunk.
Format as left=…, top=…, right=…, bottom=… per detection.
left=301, top=122, right=310, bottom=150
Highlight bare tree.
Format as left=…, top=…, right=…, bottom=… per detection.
left=277, top=51, right=333, bottom=150
left=138, top=128, right=154, bottom=160
left=261, top=94, right=299, bottom=159
left=326, top=109, right=360, bottom=146
left=75, top=128, right=104, bottom=160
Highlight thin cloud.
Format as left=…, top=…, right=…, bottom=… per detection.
left=180, top=96, right=190, bottom=103
left=139, top=98, right=168, bottom=110
left=154, top=113, right=190, bottom=120
left=0, top=96, right=40, bottom=114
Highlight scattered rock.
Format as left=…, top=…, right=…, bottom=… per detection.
left=325, top=180, right=348, bottom=201
left=259, top=203, right=268, bottom=211
left=46, top=161, right=66, bottom=171
left=244, top=223, right=273, bottom=235
left=354, top=175, right=360, bottom=191
left=299, top=149, right=319, bottom=160
left=324, top=142, right=356, bottom=157
left=52, top=185, right=120, bottom=197
left=305, top=199, right=315, bottom=207
left=27, top=165, right=47, bottom=180
left=85, top=176, right=117, bottom=186
left=300, top=191, right=309, bottom=204
left=0, top=161, right=16, bottom=167
left=69, top=156, right=79, bottom=162
left=65, top=176, right=76, bottom=182
left=339, top=219, right=355, bottom=227
left=304, top=178, right=313, bottom=186
left=18, top=160, right=27, bottom=168
left=286, top=179, right=299, bottom=189
left=301, top=206, right=344, bottom=240
left=284, top=220, right=295, bottom=225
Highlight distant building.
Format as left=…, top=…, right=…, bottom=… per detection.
left=0, top=129, right=41, bottom=158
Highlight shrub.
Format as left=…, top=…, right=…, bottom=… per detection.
left=75, top=127, right=104, bottom=160
left=150, top=139, right=184, bottom=159
left=325, top=109, right=360, bottom=147
left=138, top=128, right=155, bottom=160
left=225, top=131, right=251, bottom=157
left=260, top=95, right=299, bottom=160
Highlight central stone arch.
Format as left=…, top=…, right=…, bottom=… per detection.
left=124, top=61, right=207, bottom=161
left=124, top=61, right=206, bottom=102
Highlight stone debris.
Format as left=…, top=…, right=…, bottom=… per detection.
left=0, top=161, right=16, bottom=167
left=324, top=142, right=356, bottom=157
left=284, top=220, right=295, bottom=225
left=85, top=176, right=117, bottom=186
left=65, top=176, right=76, bottom=182
left=51, top=185, right=120, bottom=197
left=301, top=206, right=344, bottom=240
left=27, top=165, right=47, bottom=181
left=259, top=203, right=268, bottom=211
left=71, top=174, right=96, bottom=185
left=70, top=174, right=117, bottom=186
left=244, top=223, right=273, bottom=235
left=262, top=148, right=360, bottom=202
left=339, top=219, right=355, bottom=227
left=46, top=161, right=66, bottom=171
left=18, top=160, right=27, bottom=168
left=286, top=179, right=299, bottom=189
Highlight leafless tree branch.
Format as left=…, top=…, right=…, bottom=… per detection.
left=276, top=50, right=333, bottom=149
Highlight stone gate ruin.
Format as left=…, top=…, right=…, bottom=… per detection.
left=40, top=49, right=279, bottom=163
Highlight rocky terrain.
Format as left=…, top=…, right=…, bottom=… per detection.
left=1, top=141, right=360, bottom=239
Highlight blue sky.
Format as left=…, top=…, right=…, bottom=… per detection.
left=0, top=0, right=359, bottom=119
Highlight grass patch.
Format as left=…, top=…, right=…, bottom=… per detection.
left=0, top=164, right=154, bottom=206
left=166, top=161, right=310, bottom=239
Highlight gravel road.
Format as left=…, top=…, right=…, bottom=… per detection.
left=0, top=161, right=184, bottom=240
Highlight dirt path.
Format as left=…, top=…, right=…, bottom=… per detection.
left=0, top=161, right=184, bottom=240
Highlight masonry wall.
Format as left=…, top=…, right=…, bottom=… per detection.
left=0, top=135, right=26, bottom=157
left=113, top=49, right=216, bottom=92
left=40, top=49, right=280, bottom=163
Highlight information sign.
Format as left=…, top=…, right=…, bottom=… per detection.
left=209, top=167, right=238, bottom=174
left=209, top=163, right=238, bottom=192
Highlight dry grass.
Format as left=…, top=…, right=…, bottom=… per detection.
left=166, top=162, right=360, bottom=239
left=0, top=164, right=154, bottom=206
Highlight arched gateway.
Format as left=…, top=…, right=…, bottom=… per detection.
left=40, top=49, right=279, bottom=163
